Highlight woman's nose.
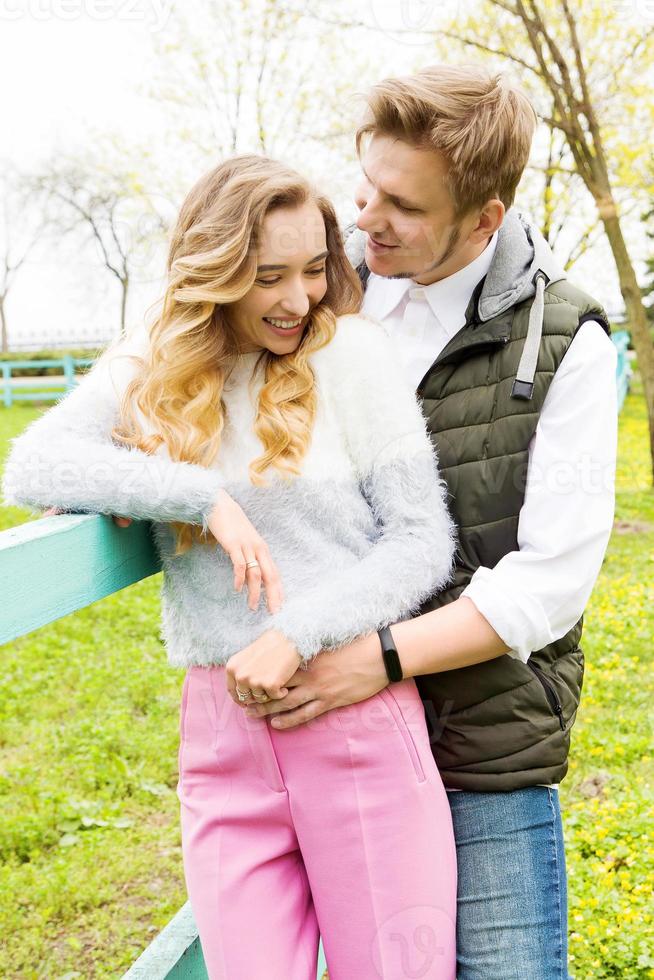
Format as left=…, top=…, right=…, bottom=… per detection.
left=280, top=282, right=311, bottom=316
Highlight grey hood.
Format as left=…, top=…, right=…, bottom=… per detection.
left=478, top=208, right=566, bottom=322
left=344, top=207, right=567, bottom=324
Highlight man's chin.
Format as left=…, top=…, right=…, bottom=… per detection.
left=365, top=242, right=410, bottom=279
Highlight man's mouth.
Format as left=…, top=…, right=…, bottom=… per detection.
left=368, top=235, right=399, bottom=252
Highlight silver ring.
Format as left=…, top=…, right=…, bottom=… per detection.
left=236, top=685, right=252, bottom=701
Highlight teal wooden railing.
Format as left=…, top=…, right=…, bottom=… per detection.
left=1, top=356, right=95, bottom=407
left=0, top=512, right=329, bottom=978
left=0, top=328, right=632, bottom=976
left=611, top=329, right=632, bottom=411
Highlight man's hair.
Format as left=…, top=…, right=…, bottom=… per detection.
left=355, top=64, right=537, bottom=217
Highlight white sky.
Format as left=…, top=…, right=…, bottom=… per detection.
left=0, top=0, right=640, bottom=349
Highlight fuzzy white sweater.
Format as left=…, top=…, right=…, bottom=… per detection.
left=2, top=314, right=456, bottom=668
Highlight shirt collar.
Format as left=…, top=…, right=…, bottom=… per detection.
left=366, top=230, right=499, bottom=338
left=417, top=230, right=498, bottom=339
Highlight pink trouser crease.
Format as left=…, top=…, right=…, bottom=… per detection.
left=177, top=664, right=457, bottom=980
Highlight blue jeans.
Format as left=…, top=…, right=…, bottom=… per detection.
left=447, top=786, right=569, bottom=979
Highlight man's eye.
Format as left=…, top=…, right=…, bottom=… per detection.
left=256, top=277, right=280, bottom=286
left=397, top=203, right=419, bottom=214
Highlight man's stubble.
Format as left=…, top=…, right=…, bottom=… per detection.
left=386, top=221, right=464, bottom=281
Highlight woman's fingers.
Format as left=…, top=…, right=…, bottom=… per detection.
left=243, top=549, right=263, bottom=612
left=230, top=547, right=263, bottom=607
left=42, top=507, right=132, bottom=528
left=231, top=549, right=248, bottom=594
left=229, top=545, right=284, bottom=614
left=255, top=547, right=284, bottom=614
left=43, top=507, right=132, bottom=527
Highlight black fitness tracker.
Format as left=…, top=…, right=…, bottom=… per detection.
left=378, top=625, right=403, bottom=683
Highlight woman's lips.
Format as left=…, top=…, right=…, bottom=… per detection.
left=262, top=317, right=305, bottom=337
left=367, top=235, right=399, bottom=254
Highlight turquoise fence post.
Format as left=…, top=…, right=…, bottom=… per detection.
left=611, top=330, right=632, bottom=413
left=2, top=362, right=11, bottom=408
left=63, top=354, right=75, bottom=392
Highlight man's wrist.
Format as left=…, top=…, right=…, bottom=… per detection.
left=377, top=625, right=403, bottom=683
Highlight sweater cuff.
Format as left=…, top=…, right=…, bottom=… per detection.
left=267, top=614, right=325, bottom=665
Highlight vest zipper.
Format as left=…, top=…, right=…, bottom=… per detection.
left=528, top=663, right=565, bottom=731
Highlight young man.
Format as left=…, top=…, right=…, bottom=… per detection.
left=248, top=65, right=618, bottom=977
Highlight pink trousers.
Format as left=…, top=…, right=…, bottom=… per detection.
left=176, top=664, right=457, bottom=979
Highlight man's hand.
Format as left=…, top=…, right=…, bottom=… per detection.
left=43, top=507, right=132, bottom=527
left=244, top=631, right=388, bottom=730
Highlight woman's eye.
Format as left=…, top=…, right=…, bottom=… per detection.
left=256, top=277, right=280, bottom=286
left=306, top=267, right=326, bottom=276
left=398, top=204, right=419, bottom=214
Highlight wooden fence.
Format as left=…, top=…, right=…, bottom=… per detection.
left=1, top=356, right=95, bottom=407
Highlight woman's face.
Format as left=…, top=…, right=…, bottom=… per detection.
left=228, top=201, right=329, bottom=355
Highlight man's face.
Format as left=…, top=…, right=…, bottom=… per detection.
left=354, top=134, right=489, bottom=285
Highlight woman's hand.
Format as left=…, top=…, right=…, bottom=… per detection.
left=43, top=507, right=132, bottom=527
left=207, top=489, right=284, bottom=615
left=225, top=630, right=303, bottom=705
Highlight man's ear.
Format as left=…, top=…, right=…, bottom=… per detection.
left=469, top=200, right=505, bottom=245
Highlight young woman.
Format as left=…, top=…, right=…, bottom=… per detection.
left=3, top=156, right=458, bottom=980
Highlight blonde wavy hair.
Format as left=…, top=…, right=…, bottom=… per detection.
left=105, top=155, right=363, bottom=556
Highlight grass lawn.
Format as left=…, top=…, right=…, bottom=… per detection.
left=0, top=384, right=652, bottom=978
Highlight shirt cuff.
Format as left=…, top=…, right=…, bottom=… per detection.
left=462, top=566, right=555, bottom=663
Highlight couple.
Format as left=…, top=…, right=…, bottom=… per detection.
left=3, top=64, right=617, bottom=979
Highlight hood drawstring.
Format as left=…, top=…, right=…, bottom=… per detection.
left=511, top=271, right=548, bottom=400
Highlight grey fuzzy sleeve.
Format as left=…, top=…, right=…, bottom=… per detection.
left=1, top=349, right=225, bottom=530
left=268, top=451, right=456, bottom=662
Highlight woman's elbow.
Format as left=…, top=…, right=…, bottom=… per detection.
left=2, top=438, right=53, bottom=511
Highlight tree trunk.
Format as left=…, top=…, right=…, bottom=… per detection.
left=599, top=198, right=654, bottom=482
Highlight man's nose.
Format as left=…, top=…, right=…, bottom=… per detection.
left=356, top=194, right=385, bottom=234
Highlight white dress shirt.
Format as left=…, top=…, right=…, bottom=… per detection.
left=362, top=233, right=618, bottom=664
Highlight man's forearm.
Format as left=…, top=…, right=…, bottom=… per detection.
left=393, top=596, right=510, bottom=677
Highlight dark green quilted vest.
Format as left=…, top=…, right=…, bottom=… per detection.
left=413, top=277, right=610, bottom=790
left=361, top=261, right=610, bottom=791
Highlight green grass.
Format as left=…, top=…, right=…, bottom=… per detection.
left=0, top=381, right=653, bottom=977
left=0, top=407, right=185, bottom=977
left=561, top=374, right=654, bottom=979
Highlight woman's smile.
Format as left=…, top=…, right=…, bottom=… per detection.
left=262, top=315, right=306, bottom=336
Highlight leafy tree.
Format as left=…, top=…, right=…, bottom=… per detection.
left=439, top=0, right=654, bottom=480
